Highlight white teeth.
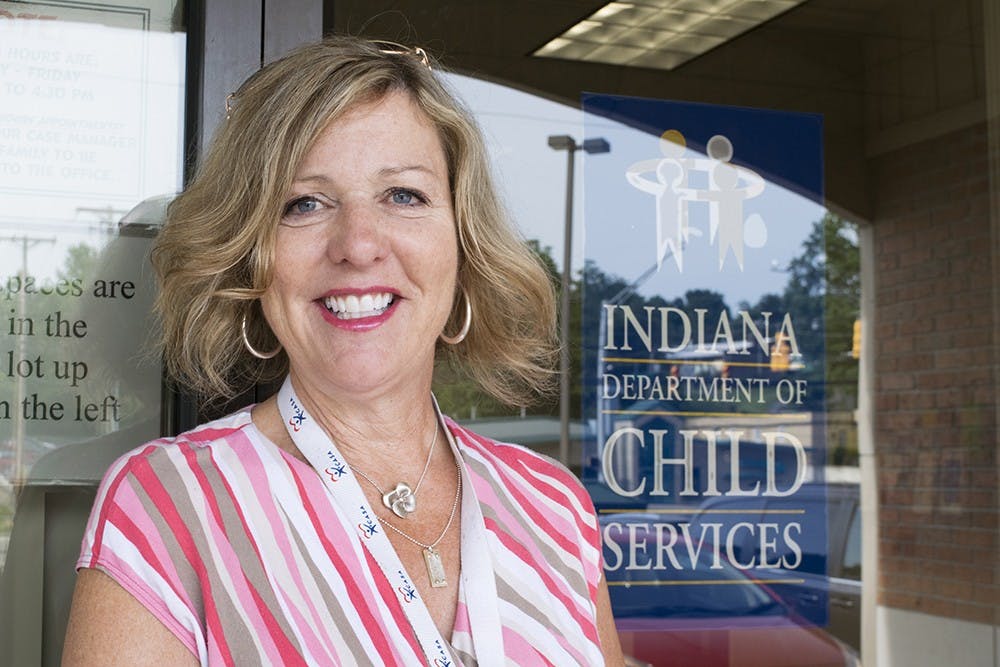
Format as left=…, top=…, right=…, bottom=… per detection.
left=323, top=292, right=394, bottom=319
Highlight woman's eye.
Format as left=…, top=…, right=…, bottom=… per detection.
left=388, top=188, right=426, bottom=206
left=285, top=196, right=320, bottom=216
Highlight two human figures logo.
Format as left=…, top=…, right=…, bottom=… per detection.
left=626, top=130, right=767, bottom=272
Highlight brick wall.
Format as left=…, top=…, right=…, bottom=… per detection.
left=871, top=121, right=998, bottom=625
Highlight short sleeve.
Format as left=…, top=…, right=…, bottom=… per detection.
left=77, top=443, right=203, bottom=659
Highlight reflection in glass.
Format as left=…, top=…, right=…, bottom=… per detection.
left=0, top=4, right=184, bottom=664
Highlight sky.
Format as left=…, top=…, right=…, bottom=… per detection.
left=0, top=19, right=824, bottom=312
left=444, top=74, right=826, bottom=308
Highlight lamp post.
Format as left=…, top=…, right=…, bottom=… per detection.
left=547, top=135, right=610, bottom=466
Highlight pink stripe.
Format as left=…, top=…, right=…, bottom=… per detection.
left=459, top=425, right=601, bottom=602
left=449, top=419, right=583, bottom=511
left=464, top=447, right=590, bottom=606
left=505, top=444, right=597, bottom=529
left=291, top=464, right=402, bottom=665
left=276, top=584, right=337, bottom=664
left=501, top=626, right=555, bottom=666
left=465, top=464, right=575, bottom=594
left=485, top=517, right=600, bottom=647
left=130, top=455, right=237, bottom=667
left=112, top=481, right=190, bottom=610
left=361, top=546, right=422, bottom=662
left=454, top=423, right=602, bottom=651
left=456, top=426, right=587, bottom=557
left=498, top=465, right=600, bottom=599
left=496, top=443, right=601, bottom=553
left=187, top=425, right=246, bottom=443
left=89, top=444, right=159, bottom=566
left=240, top=440, right=339, bottom=662
left=178, top=444, right=298, bottom=664
left=479, top=459, right=581, bottom=561
left=452, top=600, right=471, bottom=634
left=185, top=410, right=252, bottom=443
left=192, top=442, right=327, bottom=664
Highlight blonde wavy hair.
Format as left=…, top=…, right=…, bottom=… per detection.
left=153, top=35, right=558, bottom=407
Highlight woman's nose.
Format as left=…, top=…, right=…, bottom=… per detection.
left=327, top=202, right=387, bottom=266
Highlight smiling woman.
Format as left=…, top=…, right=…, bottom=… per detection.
left=61, top=36, right=624, bottom=666
left=261, top=91, right=459, bottom=400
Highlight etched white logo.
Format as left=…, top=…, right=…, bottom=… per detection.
left=626, top=130, right=766, bottom=272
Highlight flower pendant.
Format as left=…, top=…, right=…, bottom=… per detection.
left=382, top=482, right=416, bottom=519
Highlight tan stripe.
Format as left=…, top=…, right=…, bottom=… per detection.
left=283, top=508, right=377, bottom=666
left=462, top=451, right=591, bottom=601
left=182, top=444, right=308, bottom=662
left=134, top=449, right=265, bottom=662
left=493, top=575, right=565, bottom=642
left=143, top=444, right=306, bottom=663
left=448, top=641, right=478, bottom=667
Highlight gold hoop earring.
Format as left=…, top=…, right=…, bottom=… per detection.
left=241, top=314, right=282, bottom=359
left=440, top=291, right=472, bottom=345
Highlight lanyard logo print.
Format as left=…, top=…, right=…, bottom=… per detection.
left=398, top=584, right=418, bottom=602
left=287, top=397, right=307, bottom=432
left=324, top=462, right=347, bottom=481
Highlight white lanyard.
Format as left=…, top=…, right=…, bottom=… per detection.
left=452, top=442, right=505, bottom=667
left=276, top=377, right=452, bottom=667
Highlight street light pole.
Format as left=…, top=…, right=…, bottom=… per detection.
left=547, top=135, right=609, bottom=467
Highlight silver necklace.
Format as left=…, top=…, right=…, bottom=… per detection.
left=378, top=456, right=462, bottom=588
left=351, top=423, right=438, bottom=519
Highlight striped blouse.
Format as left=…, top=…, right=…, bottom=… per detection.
left=77, top=407, right=605, bottom=666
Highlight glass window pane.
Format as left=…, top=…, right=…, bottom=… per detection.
left=0, top=2, right=185, bottom=663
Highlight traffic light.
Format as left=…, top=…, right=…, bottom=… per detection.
left=770, top=333, right=790, bottom=372
left=851, top=319, right=862, bottom=359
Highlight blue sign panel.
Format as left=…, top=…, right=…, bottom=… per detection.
left=580, top=95, right=829, bottom=631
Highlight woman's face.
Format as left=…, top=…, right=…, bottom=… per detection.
left=261, top=90, right=459, bottom=400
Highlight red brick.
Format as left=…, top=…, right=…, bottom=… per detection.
left=917, top=596, right=957, bottom=617
left=969, top=469, right=998, bottom=487
left=878, top=373, right=915, bottom=391
left=933, top=578, right=974, bottom=600
left=912, top=331, right=953, bottom=351
left=880, top=231, right=916, bottom=253
left=929, top=201, right=972, bottom=225
left=894, top=352, right=934, bottom=371
left=934, top=311, right=974, bottom=331
left=971, top=584, right=1000, bottom=606
left=953, top=602, right=995, bottom=625
left=966, top=489, right=997, bottom=508
left=897, top=281, right=935, bottom=301
left=871, top=122, right=997, bottom=627
left=878, top=253, right=900, bottom=273
left=966, top=510, right=999, bottom=529
left=898, top=245, right=934, bottom=267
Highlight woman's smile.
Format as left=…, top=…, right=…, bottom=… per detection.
left=323, top=291, right=394, bottom=319
left=317, top=288, right=400, bottom=330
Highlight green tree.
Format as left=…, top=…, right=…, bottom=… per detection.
left=778, top=213, right=860, bottom=409
left=433, top=240, right=560, bottom=420
left=745, top=213, right=860, bottom=463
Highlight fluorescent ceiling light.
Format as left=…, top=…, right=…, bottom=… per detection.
left=533, top=0, right=805, bottom=70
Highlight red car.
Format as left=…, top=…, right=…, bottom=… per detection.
left=619, top=614, right=860, bottom=667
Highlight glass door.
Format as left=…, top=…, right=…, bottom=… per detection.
left=0, top=2, right=185, bottom=663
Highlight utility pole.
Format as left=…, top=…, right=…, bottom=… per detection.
left=0, top=235, right=56, bottom=485
left=547, top=135, right=610, bottom=466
